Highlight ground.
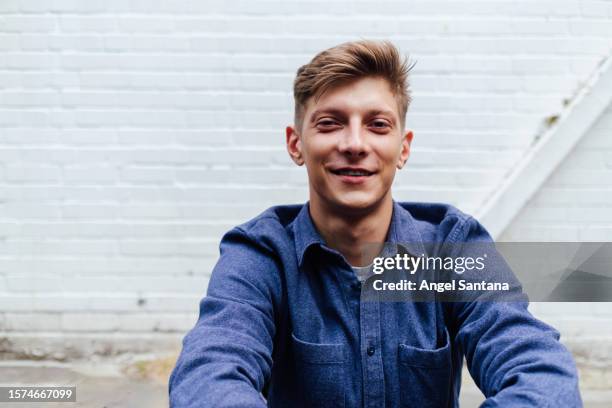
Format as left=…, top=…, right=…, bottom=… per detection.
left=0, top=356, right=610, bottom=407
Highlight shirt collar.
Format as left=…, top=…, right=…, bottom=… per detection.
left=293, top=202, right=325, bottom=267
left=293, top=201, right=427, bottom=267
left=388, top=201, right=428, bottom=259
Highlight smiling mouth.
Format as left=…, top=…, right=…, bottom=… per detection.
left=330, top=168, right=374, bottom=177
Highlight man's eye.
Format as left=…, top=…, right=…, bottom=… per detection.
left=370, top=120, right=390, bottom=129
left=316, top=120, right=340, bottom=128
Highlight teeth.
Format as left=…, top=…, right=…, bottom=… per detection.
left=337, top=169, right=370, bottom=176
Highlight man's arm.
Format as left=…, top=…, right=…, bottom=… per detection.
left=446, top=217, right=582, bottom=407
left=169, top=227, right=280, bottom=408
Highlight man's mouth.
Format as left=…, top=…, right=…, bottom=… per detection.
left=330, top=168, right=374, bottom=177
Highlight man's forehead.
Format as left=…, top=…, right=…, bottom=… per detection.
left=305, top=77, right=398, bottom=114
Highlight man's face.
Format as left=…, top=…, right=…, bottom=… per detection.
left=286, top=76, right=413, bottom=215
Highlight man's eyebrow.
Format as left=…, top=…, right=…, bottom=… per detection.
left=309, top=109, right=345, bottom=123
left=368, top=109, right=397, bottom=120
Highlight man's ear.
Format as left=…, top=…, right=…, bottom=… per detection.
left=397, top=130, right=413, bottom=169
left=286, top=125, right=304, bottom=166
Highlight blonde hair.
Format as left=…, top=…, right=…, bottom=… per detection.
left=293, top=40, right=413, bottom=131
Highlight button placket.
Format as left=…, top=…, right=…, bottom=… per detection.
left=360, top=281, right=385, bottom=407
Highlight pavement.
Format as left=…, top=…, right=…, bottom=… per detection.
left=0, top=361, right=168, bottom=408
left=0, top=359, right=610, bottom=407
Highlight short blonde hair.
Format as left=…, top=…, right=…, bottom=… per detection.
left=293, top=40, right=413, bottom=131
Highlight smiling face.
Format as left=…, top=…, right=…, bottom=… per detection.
left=286, top=76, right=413, bottom=216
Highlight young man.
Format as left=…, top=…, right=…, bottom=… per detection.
left=169, top=40, right=582, bottom=407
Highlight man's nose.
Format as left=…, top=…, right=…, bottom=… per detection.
left=338, top=124, right=367, bottom=157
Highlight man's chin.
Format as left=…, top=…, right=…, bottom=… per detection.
left=330, top=193, right=386, bottom=215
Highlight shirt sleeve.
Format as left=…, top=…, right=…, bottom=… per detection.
left=169, top=226, right=280, bottom=408
left=445, top=216, right=583, bottom=407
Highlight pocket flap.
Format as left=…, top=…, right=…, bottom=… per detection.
left=398, top=330, right=451, bottom=369
left=291, top=332, right=346, bottom=364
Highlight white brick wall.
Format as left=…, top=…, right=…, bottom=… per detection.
left=501, top=100, right=612, bottom=356
left=1, top=1, right=612, bottom=357
left=501, top=101, right=612, bottom=240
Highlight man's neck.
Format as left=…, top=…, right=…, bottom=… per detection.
left=309, top=197, right=393, bottom=267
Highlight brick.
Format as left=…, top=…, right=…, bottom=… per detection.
left=61, top=313, right=120, bottom=332
left=5, top=165, right=61, bottom=182
left=2, top=91, right=60, bottom=107
left=6, top=275, right=63, bottom=292
left=0, top=16, right=56, bottom=33
left=63, top=164, right=119, bottom=184
left=120, top=166, right=176, bottom=184
left=2, top=129, right=61, bottom=144
left=119, top=239, right=218, bottom=257
left=58, top=16, right=117, bottom=33
left=0, top=34, right=20, bottom=50
left=3, top=313, right=61, bottom=331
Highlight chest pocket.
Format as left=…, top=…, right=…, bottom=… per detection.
left=291, top=333, right=346, bottom=408
left=397, top=329, right=453, bottom=408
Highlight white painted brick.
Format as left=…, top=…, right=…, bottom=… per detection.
left=117, top=17, right=175, bottom=33
left=59, top=129, right=117, bottom=145
left=15, top=222, right=120, bottom=239
left=0, top=1, right=610, bottom=350
left=0, top=72, right=21, bottom=88
left=570, top=19, right=612, bottom=36
left=512, top=57, right=571, bottom=75
left=120, top=166, right=175, bottom=184
left=0, top=110, right=37, bottom=126
left=573, top=58, right=606, bottom=81
left=0, top=257, right=216, bottom=277
left=0, top=34, right=20, bottom=50
left=0, top=16, right=56, bottom=33
left=543, top=317, right=612, bottom=338
left=84, top=296, right=143, bottom=312
left=0, top=294, right=80, bottom=312
left=62, top=276, right=208, bottom=294
left=116, top=314, right=160, bottom=332
left=4, top=239, right=118, bottom=257
left=155, top=314, right=197, bottom=332
left=63, top=165, right=119, bottom=184
left=19, top=34, right=51, bottom=51
left=116, top=313, right=196, bottom=332
left=61, top=313, right=120, bottom=332
left=141, top=295, right=201, bottom=312
left=587, top=303, right=612, bottom=318
left=22, top=72, right=79, bottom=88
left=578, top=227, right=612, bottom=241
left=58, top=16, right=117, bottom=33
left=6, top=275, right=63, bottom=292
left=61, top=204, right=120, bottom=220
left=2, top=129, right=61, bottom=144
left=5, top=165, right=61, bottom=182
left=4, top=313, right=61, bottom=331
left=49, top=0, right=123, bottom=13
left=1, top=203, right=61, bottom=219
left=0, top=0, right=19, bottom=12
left=119, top=240, right=218, bottom=257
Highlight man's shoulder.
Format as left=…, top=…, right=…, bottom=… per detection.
left=236, top=204, right=302, bottom=233
left=397, top=201, right=480, bottom=243
left=226, top=204, right=303, bottom=250
left=398, top=201, right=471, bottom=224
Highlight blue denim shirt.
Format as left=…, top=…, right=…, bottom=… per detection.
left=169, top=202, right=582, bottom=407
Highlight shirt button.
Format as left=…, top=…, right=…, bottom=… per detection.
left=367, top=345, right=375, bottom=356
